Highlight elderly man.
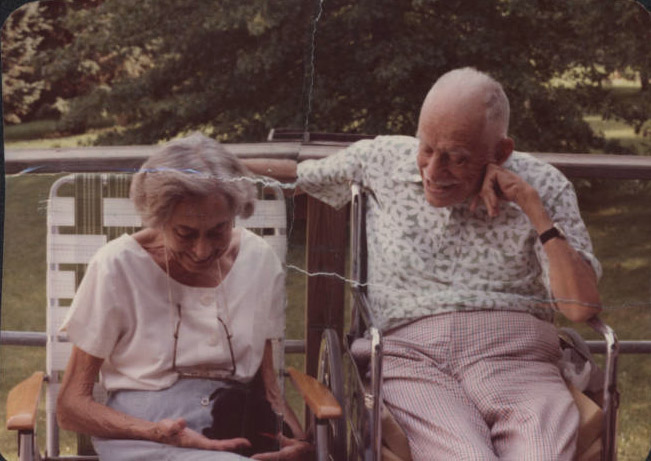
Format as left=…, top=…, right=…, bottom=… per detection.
left=247, top=67, right=601, bottom=460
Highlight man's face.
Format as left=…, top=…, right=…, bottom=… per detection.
left=416, top=98, right=493, bottom=208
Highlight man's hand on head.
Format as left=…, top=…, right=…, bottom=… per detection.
left=470, top=164, right=547, bottom=226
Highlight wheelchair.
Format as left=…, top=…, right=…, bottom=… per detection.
left=315, top=184, right=620, bottom=461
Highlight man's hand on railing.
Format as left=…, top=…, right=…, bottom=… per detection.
left=242, top=159, right=298, bottom=182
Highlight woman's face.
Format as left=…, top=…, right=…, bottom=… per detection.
left=163, top=194, right=234, bottom=275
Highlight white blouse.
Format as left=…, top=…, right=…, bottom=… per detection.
left=61, top=229, right=285, bottom=391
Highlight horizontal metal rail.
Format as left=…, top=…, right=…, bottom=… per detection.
left=41, top=457, right=99, bottom=461
left=0, top=331, right=306, bottom=354
left=0, top=330, right=46, bottom=347
left=3, top=330, right=650, bottom=354
left=584, top=340, right=651, bottom=354
left=0, top=330, right=307, bottom=353
left=5, top=142, right=651, bottom=179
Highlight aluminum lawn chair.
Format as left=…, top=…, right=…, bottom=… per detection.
left=6, top=172, right=341, bottom=461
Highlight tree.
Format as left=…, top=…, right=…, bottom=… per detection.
left=7, top=0, right=650, bottom=152
left=307, top=0, right=649, bottom=153
left=1, top=0, right=103, bottom=124
left=41, top=0, right=312, bottom=142
left=559, top=0, right=650, bottom=142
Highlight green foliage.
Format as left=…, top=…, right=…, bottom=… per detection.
left=38, top=0, right=311, bottom=143
left=1, top=2, right=54, bottom=124
left=2, top=118, right=58, bottom=141
left=307, top=0, right=650, bottom=153
left=1, top=0, right=104, bottom=124
left=2, top=0, right=649, bottom=151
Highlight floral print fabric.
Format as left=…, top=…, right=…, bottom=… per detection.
left=297, top=136, right=601, bottom=331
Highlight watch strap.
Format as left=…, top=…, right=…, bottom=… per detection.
left=539, top=224, right=565, bottom=245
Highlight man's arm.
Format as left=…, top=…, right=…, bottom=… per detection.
left=472, top=163, right=601, bottom=322
left=241, top=159, right=298, bottom=181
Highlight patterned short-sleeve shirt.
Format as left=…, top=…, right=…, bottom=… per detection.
left=297, top=135, right=601, bottom=331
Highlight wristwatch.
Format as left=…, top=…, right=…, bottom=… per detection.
left=539, top=223, right=566, bottom=245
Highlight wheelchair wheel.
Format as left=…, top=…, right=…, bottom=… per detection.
left=316, top=328, right=347, bottom=461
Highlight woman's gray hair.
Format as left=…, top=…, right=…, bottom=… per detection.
left=130, top=133, right=256, bottom=228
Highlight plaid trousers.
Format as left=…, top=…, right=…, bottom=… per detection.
left=359, top=311, right=579, bottom=461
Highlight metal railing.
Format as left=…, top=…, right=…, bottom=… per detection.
left=3, top=140, right=651, bottom=363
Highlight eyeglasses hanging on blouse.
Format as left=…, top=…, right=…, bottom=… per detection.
left=171, top=302, right=237, bottom=380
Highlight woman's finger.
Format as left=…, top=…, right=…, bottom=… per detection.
left=210, top=437, right=252, bottom=451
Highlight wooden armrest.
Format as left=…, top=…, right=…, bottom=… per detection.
left=287, top=367, right=342, bottom=420
left=6, top=371, right=45, bottom=431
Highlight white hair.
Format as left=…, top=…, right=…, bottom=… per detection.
left=130, top=133, right=256, bottom=228
left=423, top=67, right=510, bottom=138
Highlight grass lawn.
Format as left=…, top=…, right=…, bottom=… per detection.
left=3, top=120, right=104, bottom=148
left=566, top=178, right=651, bottom=460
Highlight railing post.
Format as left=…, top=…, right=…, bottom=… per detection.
left=305, top=197, right=347, bottom=378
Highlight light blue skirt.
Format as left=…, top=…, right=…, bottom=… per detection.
left=92, top=379, right=251, bottom=460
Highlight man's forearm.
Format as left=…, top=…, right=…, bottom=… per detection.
left=242, top=159, right=298, bottom=181
left=520, top=190, right=601, bottom=322
left=543, top=238, right=601, bottom=322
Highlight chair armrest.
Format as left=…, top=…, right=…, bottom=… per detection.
left=585, top=317, right=618, bottom=353
left=287, top=367, right=342, bottom=420
left=585, top=316, right=619, bottom=402
left=585, top=316, right=619, bottom=461
left=6, top=371, right=45, bottom=431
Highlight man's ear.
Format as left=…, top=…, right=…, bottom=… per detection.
left=494, top=137, right=514, bottom=165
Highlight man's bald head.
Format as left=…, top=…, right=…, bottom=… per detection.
left=419, top=68, right=510, bottom=146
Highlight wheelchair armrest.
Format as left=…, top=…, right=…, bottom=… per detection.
left=585, top=316, right=619, bottom=397
left=287, top=367, right=342, bottom=420
left=585, top=316, right=618, bottom=354
left=6, top=371, right=45, bottom=431
left=585, top=316, right=619, bottom=461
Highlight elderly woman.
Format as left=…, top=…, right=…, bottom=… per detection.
left=57, top=134, right=309, bottom=460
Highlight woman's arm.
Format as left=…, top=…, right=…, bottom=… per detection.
left=57, top=346, right=250, bottom=451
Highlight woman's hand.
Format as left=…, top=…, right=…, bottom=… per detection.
left=57, top=347, right=252, bottom=452
left=153, top=418, right=252, bottom=452
left=252, top=434, right=312, bottom=461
